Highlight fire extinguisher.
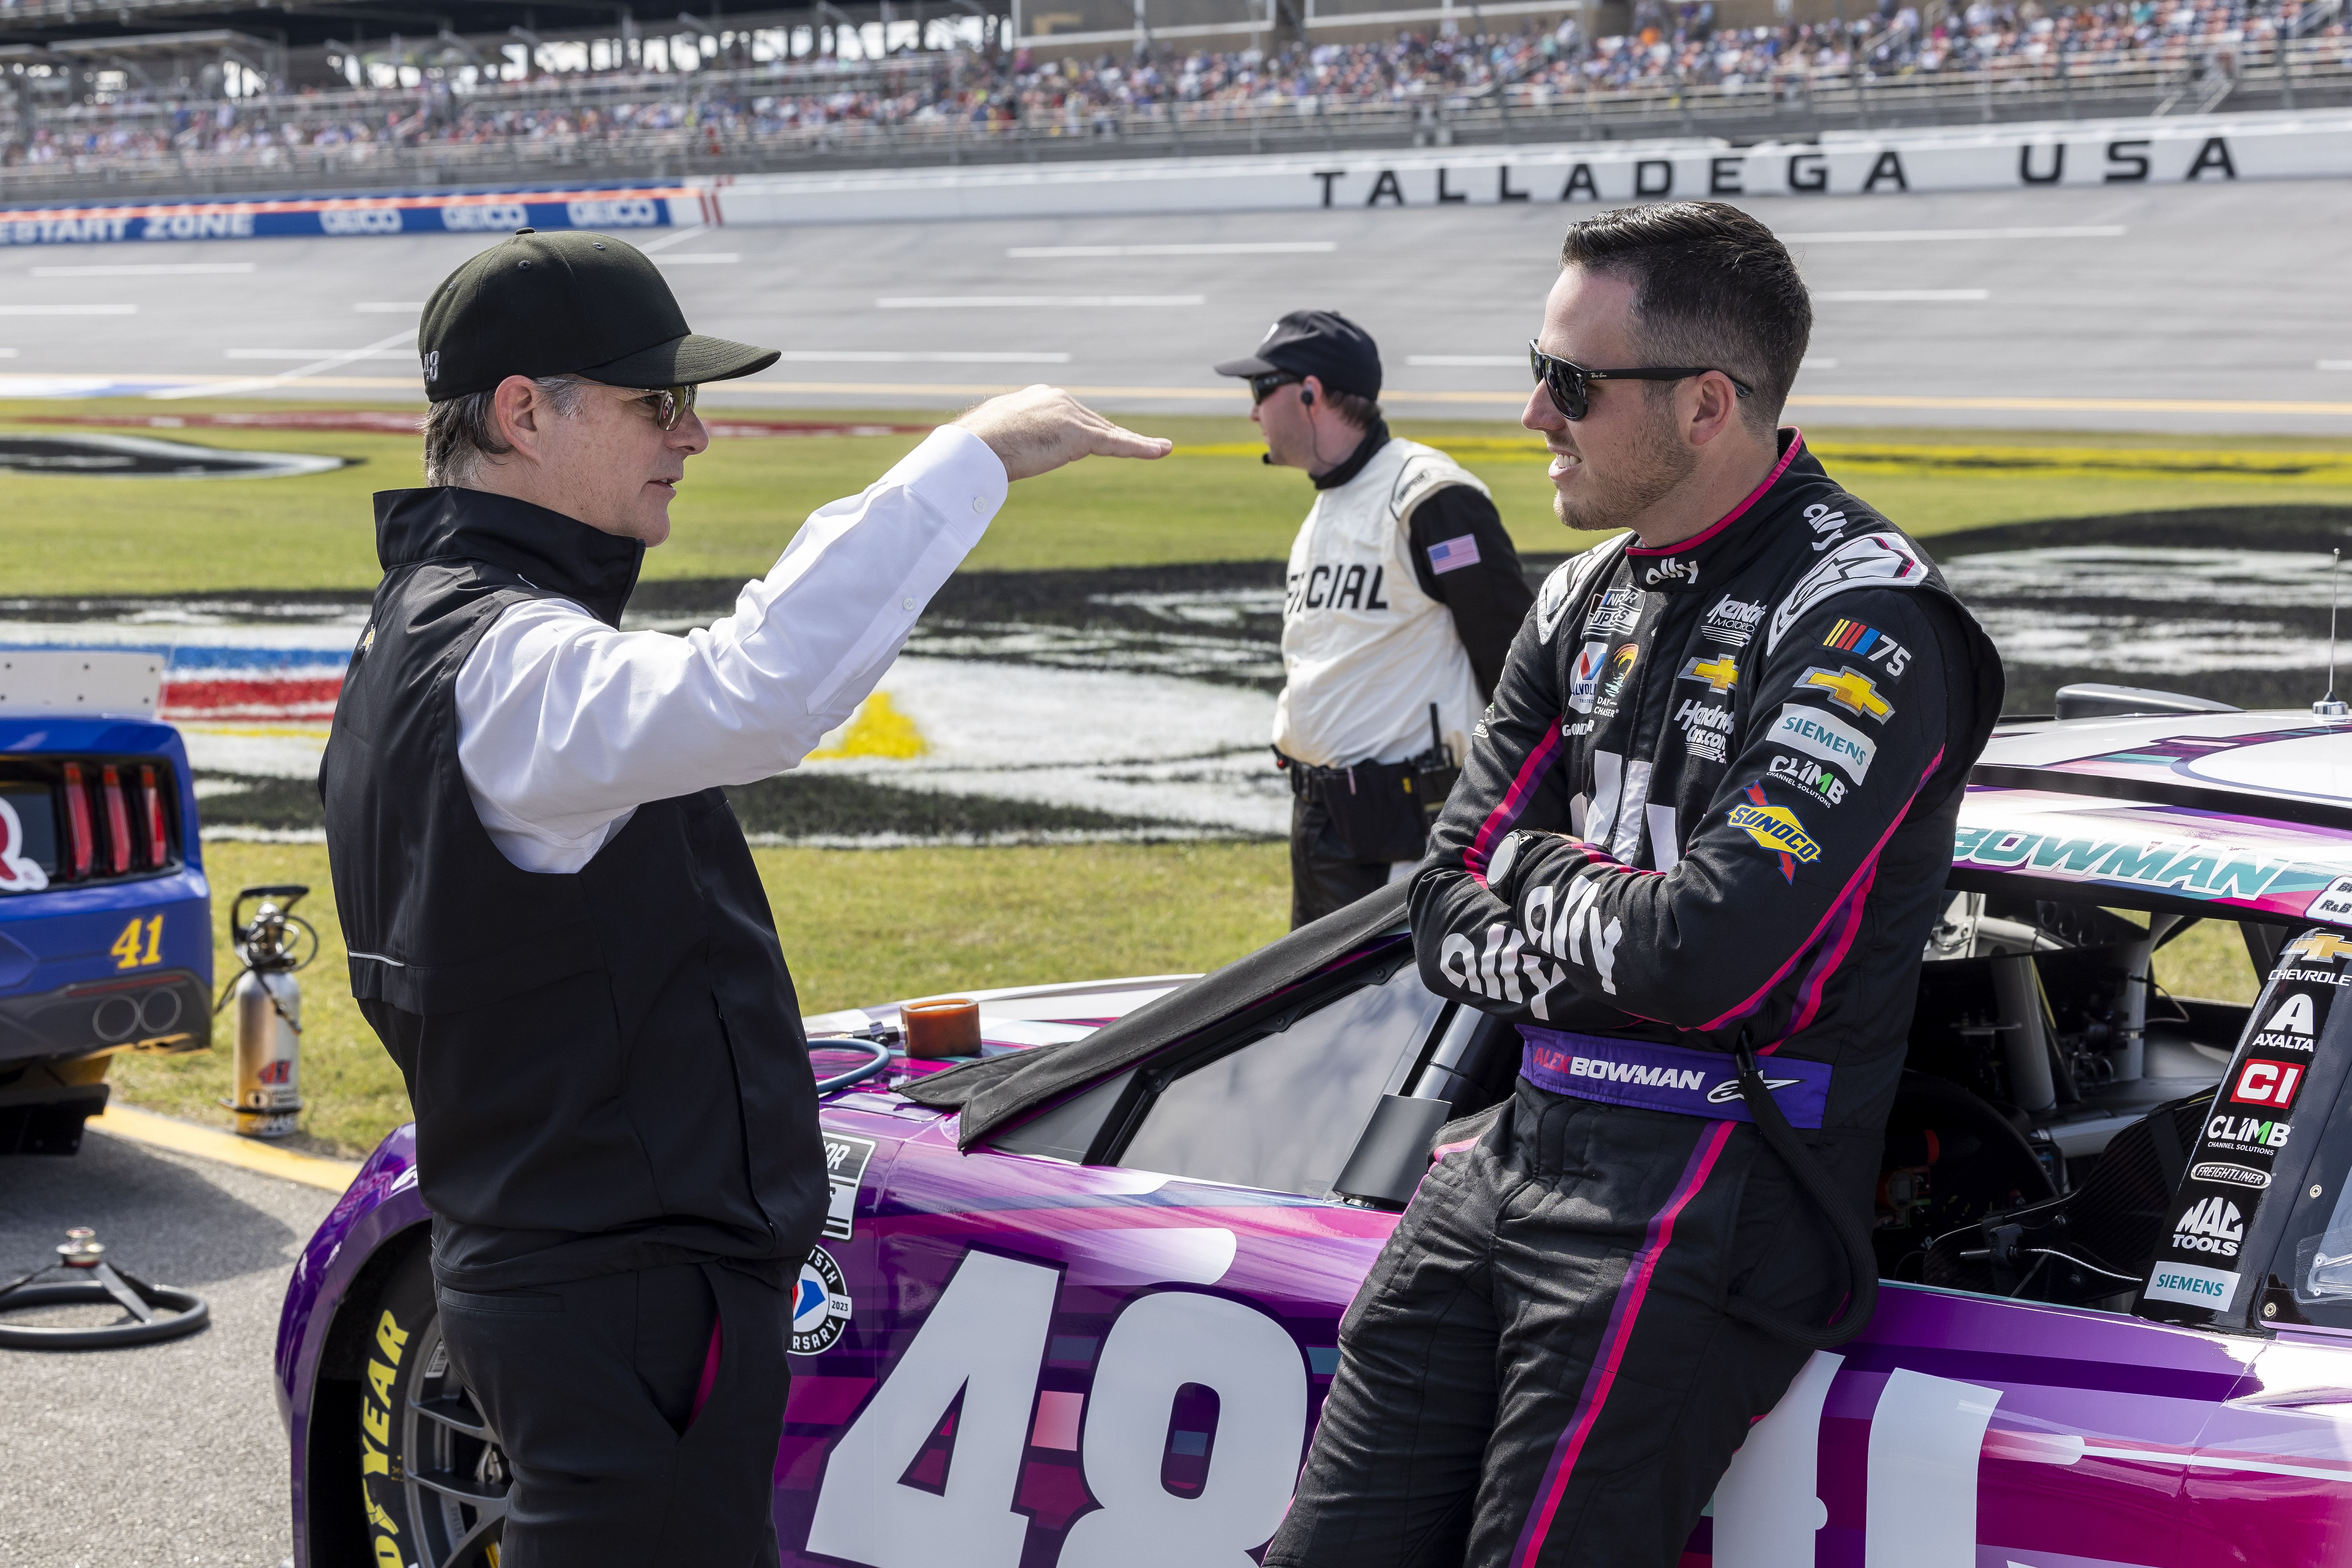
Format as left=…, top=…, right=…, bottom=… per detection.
left=216, top=884, right=317, bottom=1141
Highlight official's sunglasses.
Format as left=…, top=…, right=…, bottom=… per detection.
left=1527, top=341, right=1751, bottom=422
left=627, top=383, right=699, bottom=430
left=1247, top=370, right=1305, bottom=406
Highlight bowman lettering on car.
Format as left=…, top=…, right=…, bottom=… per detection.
left=2140, top=927, right=2352, bottom=1324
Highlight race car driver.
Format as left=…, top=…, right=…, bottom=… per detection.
left=1215, top=310, right=1534, bottom=928
left=321, top=229, right=1166, bottom=1567
left=1267, top=202, right=2002, bottom=1568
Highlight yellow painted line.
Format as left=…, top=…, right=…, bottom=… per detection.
left=87, top=1102, right=363, bottom=1193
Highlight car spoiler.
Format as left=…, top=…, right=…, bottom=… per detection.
left=904, top=879, right=1414, bottom=1150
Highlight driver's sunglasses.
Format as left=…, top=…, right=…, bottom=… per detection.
left=1528, top=341, right=1752, bottom=422
left=1247, top=370, right=1304, bottom=406
left=630, top=383, right=698, bottom=430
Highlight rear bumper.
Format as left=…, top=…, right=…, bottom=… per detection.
left=0, top=967, right=210, bottom=1069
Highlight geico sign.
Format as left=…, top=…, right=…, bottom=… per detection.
left=566, top=198, right=660, bottom=227
left=320, top=207, right=404, bottom=236
left=441, top=203, right=530, bottom=232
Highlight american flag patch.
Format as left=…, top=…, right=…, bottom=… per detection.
left=1426, top=534, right=1481, bottom=574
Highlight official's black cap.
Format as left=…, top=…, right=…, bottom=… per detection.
left=1213, top=309, right=1381, bottom=399
left=417, top=228, right=780, bottom=402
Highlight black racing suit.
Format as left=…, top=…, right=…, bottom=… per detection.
left=1268, top=432, right=2002, bottom=1568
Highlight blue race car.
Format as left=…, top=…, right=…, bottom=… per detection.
left=0, top=653, right=211, bottom=1154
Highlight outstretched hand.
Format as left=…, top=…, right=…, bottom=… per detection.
left=955, top=386, right=1173, bottom=481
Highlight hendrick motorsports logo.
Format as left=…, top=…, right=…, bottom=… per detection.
left=791, top=1246, right=854, bottom=1356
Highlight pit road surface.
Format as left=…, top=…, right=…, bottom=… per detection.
left=0, top=1130, right=337, bottom=1568
left=2, top=178, right=2348, bottom=434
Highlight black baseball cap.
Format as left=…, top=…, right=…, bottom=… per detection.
left=417, top=228, right=780, bottom=402
left=1213, top=309, right=1381, bottom=399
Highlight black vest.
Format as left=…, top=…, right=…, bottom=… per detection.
left=322, top=488, right=827, bottom=1291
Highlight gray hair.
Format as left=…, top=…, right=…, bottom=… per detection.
left=422, top=376, right=591, bottom=486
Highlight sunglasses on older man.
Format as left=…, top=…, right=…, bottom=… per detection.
left=1527, top=341, right=1752, bottom=422
left=626, top=383, right=699, bottom=430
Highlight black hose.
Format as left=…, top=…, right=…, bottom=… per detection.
left=1722, top=1035, right=1880, bottom=1350
left=809, top=1036, right=895, bottom=1095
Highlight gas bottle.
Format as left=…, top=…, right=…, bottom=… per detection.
left=221, top=884, right=314, bottom=1140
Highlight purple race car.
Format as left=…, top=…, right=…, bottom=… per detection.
left=277, top=691, right=2352, bottom=1568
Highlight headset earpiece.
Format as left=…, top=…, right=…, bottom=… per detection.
left=1300, top=387, right=1315, bottom=406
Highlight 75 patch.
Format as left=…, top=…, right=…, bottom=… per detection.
left=1821, top=618, right=1912, bottom=677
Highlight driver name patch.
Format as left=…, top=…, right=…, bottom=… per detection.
left=791, top=1246, right=854, bottom=1356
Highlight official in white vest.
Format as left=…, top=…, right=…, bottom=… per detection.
left=1216, top=310, right=1535, bottom=928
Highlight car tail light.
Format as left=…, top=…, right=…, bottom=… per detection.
left=60, top=762, right=93, bottom=881
left=100, top=765, right=131, bottom=875
left=139, top=766, right=167, bottom=869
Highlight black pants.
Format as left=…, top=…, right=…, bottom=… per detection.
left=1266, top=1080, right=1871, bottom=1568
left=1291, top=792, right=1414, bottom=929
left=436, top=1261, right=789, bottom=1568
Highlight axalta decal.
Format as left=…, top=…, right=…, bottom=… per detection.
left=1951, top=824, right=2340, bottom=904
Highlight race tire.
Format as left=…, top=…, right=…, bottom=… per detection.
left=361, top=1245, right=511, bottom=1568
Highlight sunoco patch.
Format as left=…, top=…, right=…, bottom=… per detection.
left=790, top=1246, right=854, bottom=1356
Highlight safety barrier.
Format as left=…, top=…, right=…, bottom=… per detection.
left=0, top=108, right=2344, bottom=244
left=0, top=182, right=710, bottom=247
left=706, top=107, right=2352, bottom=224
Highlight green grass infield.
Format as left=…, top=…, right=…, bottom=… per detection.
left=12, top=396, right=2352, bottom=595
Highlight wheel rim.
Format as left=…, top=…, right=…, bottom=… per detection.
left=400, top=1316, right=510, bottom=1567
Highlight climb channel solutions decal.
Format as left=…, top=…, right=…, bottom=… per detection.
left=2143, top=927, right=2352, bottom=1321
left=0, top=187, right=706, bottom=248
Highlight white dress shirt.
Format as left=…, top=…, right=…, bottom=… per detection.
left=453, top=424, right=1008, bottom=873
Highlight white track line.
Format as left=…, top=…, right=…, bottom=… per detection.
left=635, top=224, right=713, bottom=254
left=1778, top=225, right=2125, bottom=243
left=1007, top=241, right=1336, bottom=257
left=152, top=327, right=417, bottom=399
left=1813, top=289, right=1991, bottom=302
left=878, top=295, right=1205, bottom=309
left=0, top=303, right=137, bottom=315
left=225, top=348, right=414, bottom=361
left=30, top=262, right=257, bottom=277
left=775, top=350, right=1072, bottom=364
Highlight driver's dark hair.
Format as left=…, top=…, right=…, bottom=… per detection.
left=1559, top=201, right=1811, bottom=431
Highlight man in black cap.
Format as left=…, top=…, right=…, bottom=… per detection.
left=1215, top=310, right=1533, bottom=928
left=323, top=228, right=1166, bottom=1567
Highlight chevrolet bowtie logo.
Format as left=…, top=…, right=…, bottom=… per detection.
left=1679, top=654, right=1740, bottom=694
left=2289, top=931, right=2352, bottom=963
left=1800, top=665, right=1892, bottom=722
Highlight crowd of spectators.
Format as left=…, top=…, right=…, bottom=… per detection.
left=5, top=0, right=2341, bottom=169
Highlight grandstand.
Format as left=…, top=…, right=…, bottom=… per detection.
left=2, top=0, right=2346, bottom=198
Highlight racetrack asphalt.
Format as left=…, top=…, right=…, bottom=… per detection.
left=0, top=1129, right=338, bottom=1568
left=2, top=176, right=2350, bottom=434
